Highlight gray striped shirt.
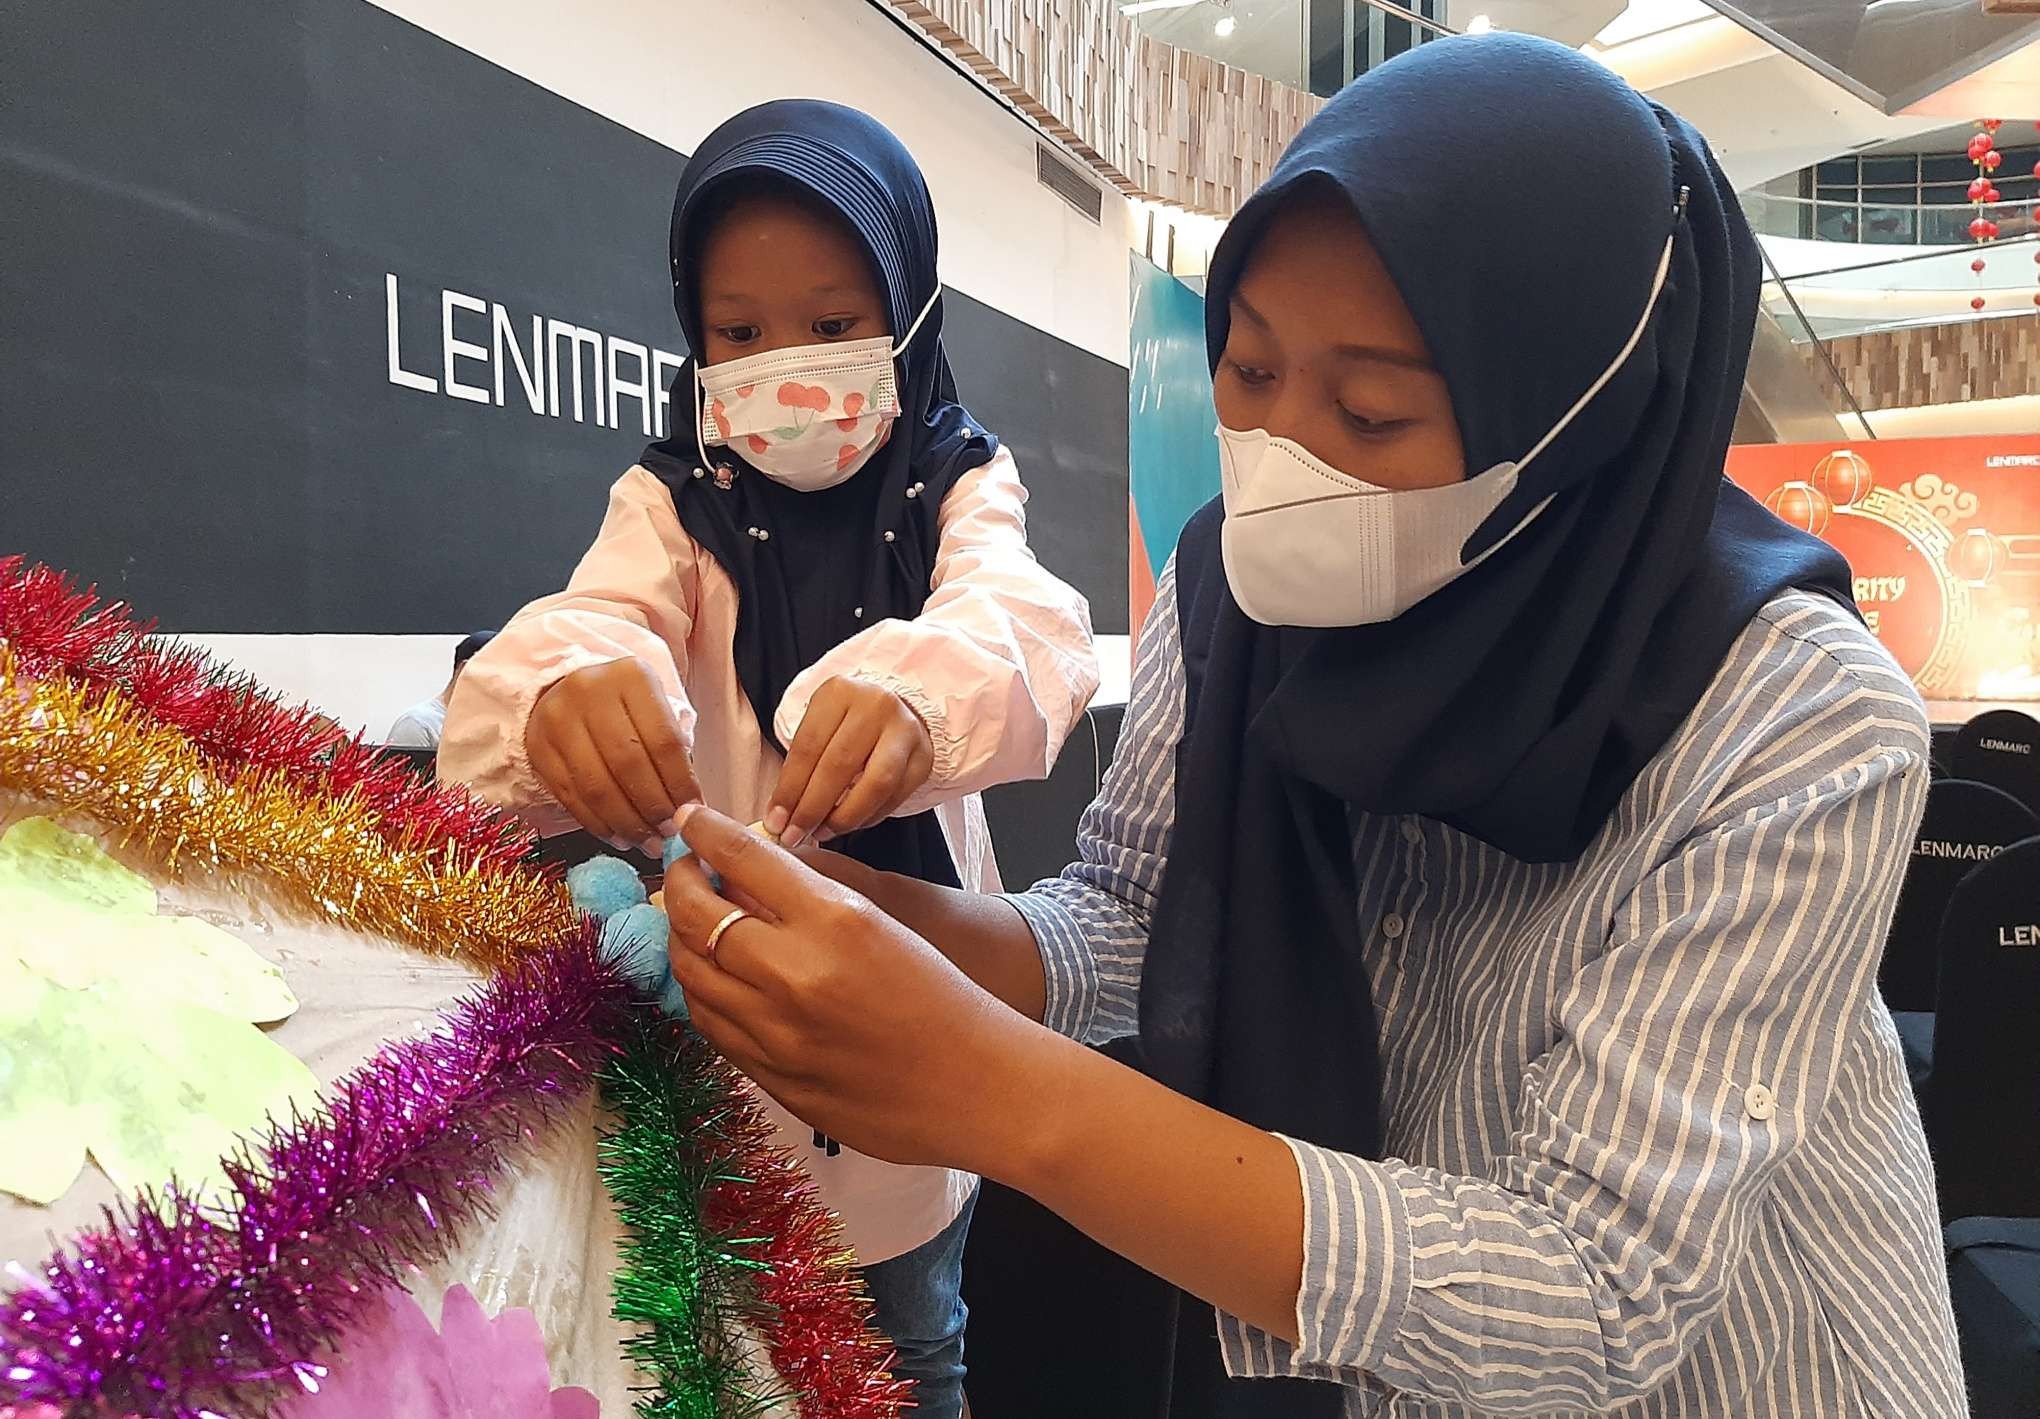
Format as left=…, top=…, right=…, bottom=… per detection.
left=1011, top=558, right=1966, bottom=1416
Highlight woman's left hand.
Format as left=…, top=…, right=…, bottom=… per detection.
left=663, top=806, right=1055, bottom=1173
left=766, top=676, right=935, bottom=847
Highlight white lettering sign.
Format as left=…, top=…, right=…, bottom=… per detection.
left=383, top=273, right=683, bottom=437
left=1980, top=738, right=2032, bottom=755
left=1914, top=840, right=2008, bottom=861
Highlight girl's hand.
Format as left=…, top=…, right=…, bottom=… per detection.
left=664, top=806, right=1057, bottom=1174
left=766, top=676, right=935, bottom=847
left=528, top=660, right=700, bottom=853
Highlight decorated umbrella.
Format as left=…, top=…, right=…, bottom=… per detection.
left=0, top=557, right=909, bottom=1418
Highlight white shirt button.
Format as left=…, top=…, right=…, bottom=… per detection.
left=1744, top=1083, right=1776, bottom=1121
left=1401, top=822, right=1423, bottom=847
left=1381, top=913, right=1406, bottom=940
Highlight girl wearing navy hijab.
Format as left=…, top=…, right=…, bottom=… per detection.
left=443, top=101, right=1100, bottom=1412
left=654, top=38, right=1966, bottom=1417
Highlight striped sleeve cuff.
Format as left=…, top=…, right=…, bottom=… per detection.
left=1217, top=1136, right=1412, bottom=1383
left=1004, top=888, right=1102, bottom=1042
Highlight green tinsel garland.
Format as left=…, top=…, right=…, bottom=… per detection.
left=596, top=1010, right=772, bottom=1418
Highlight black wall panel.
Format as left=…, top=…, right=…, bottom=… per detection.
left=1, top=0, right=1129, bottom=635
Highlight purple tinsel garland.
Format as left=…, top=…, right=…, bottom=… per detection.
left=0, top=925, right=628, bottom=1418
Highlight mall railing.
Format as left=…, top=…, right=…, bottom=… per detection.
left=1742, top=191, right=2040, bottom=247
left=1732, top=192, right=2040, bottom=438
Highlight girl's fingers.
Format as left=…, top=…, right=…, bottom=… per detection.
left=768, top=691, right=852, bottom=837
left=618, top=675, right=701, bottom=823
left=824, top=730, right=914, bottom=835
left=539, top=721, right=638, bottom=845
left=783, top=717, right=881, bottom=847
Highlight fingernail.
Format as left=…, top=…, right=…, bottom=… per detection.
left=764, top=807, right=789, bottom=835
left=656, top=817, right=681, bottom=838
left=782, top=825, right=807, bottom=849
left=603, top=836, right=633, bottom=854
left=639, top=837, right=664, bottom=859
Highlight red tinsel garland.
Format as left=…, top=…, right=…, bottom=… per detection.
left=695, top=1048, right=916, bottom=1417
left=0, top=556, right=534, bottom=874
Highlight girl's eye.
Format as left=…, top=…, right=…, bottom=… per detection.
left=717, top=324, right=760, bottom=345
left=1223, top=358, right=1275, bottom=388
left=814, top=317, right=861, bottom=339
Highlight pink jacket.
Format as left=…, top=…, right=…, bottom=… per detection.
left=441, top=447, right=1098, bottom=1261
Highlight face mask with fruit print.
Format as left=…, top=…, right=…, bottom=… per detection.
left=691, top=288, right=939, bottom=492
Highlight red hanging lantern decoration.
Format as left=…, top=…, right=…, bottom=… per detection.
left=1810, top=449, right=1874, bottom=508
left=1970, top=176, right=1995, bottom=201
left=1974, top=258, right=1990, bottom=274
left=1985, top=118, right=2005, bottom=133
left=1972, top=217, right=2002, bottom=240
left=1953, top=528, right=2008, bottom=587
left=1764, top=482, right=1834, bottom=536
left=1974, top=296, right=1990, bottom=311
left=1970, top=131, right=1997, bottom=160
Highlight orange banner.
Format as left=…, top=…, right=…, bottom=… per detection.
left=1726, top=436, right=2040, bottom=702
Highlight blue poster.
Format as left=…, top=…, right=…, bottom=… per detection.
left=1128, top=254, right=1221, bottom=617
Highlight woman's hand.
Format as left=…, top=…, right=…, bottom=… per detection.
left=665, top=811, right=1307, bottom=1343
left=664, top=806, right=1058, bottom=1174
left=766, top=677, right=934, bottom=847
left=528, top=660, right=700, bottom=854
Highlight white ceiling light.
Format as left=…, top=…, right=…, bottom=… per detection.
left=1119, top=0, right=1203, bottom=15
left=1466, top=13, right=1494, bottom=32
left=1214, top=13, right=1237, bottom=35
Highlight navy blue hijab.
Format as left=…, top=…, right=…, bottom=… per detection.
left=1141, top=36, right=1853, bottom=1415
left=641, top=101, right=997, bottom=884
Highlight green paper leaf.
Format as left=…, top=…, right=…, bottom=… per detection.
left=0, top=817, right=297, bottom=1019
left=0, top=817, right=319, bottom=1204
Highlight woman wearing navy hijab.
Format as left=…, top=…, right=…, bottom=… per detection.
left=654, top=38, right=1963, bottom=1416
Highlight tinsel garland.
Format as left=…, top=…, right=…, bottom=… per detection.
left=0, top=927, right=628, bottom=1417
left=600, top=1019, right=913, bottom=1419
left=0, top=655, right=578, bottom=969
left=597, top=1015, right=760, bottom=1418
left=0, top=566, right=911, bottom=1415
left=0, top=556, right=533, bottom=874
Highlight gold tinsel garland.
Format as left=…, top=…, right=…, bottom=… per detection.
left=0, top=655, right=578, bottom=968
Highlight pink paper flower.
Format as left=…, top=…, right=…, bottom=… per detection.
left=276, top=1284, right=597, bottom=1419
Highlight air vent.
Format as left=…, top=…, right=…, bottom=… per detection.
left=1036, top=143, right=1104, bottom=224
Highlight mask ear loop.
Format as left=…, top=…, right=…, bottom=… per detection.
left=892, top=285, right=942, bottom=358
left=691, top=360, right=718, bottom=474
left=1515, top=195, right=1682, bottom=476
left=1462, top=189, right=1688, bottom=569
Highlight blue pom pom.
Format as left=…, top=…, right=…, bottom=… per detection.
left=657, top=974, right=691, bottom=1023
left=661, top=826, right=723, bottom=893
left=598, top=903, right=669, bottom=990
left=597, top=903, right=688, bottom=1020
left=661, top=832, right=690, bottom=871
left=566, top=855, right=647, bottom=920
